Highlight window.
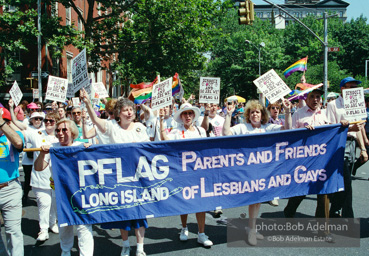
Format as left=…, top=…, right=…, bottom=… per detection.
left=98, top=3, right=101, bottom=16
left=77, top=8, right=83, bottom=31
left=340, top=11, right=343, bottom=17
left=51, top=2, right=58, bottom=17
left=67, top=52, right=73, bottom=83
left=66, top=7, right=71, bottom=26
left=4, top=5, right=16, bottom=12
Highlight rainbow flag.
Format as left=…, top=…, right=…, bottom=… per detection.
left=283, top=57, right=308, bottom=78
left=128, top=77, right=158, bottom=104
left=172, top=73, right=181, bottom=95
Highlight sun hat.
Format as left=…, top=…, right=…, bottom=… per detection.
left=339, top=77, right=362, bottom=88
left=173, top=103, right=201, bottom=124
left=0, top=107, right=11, bottom=121
left=27, top=102, right=39, bottom=109
left=29, top=111, right=44, bottom=120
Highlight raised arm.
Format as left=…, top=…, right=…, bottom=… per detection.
left=201, top=104, right=210, bottom=131
left=80, top=88, right=107, bottom=133
left=0, top=110, right=23, bottom=150
left=281, top=99, right=292, bottom=130
left=222, top=103, right=235, bottom=136
left=159, top=109, right=170, bottom=141
left=81, top=111, right=97, bottom=139
left=8, top=99, right=27, bottom=130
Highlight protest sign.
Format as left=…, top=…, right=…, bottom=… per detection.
left=93, top=82, right=109, bottom=99
left=67, top=83, right=74, bottom=98
left=253, top=69, right=292, bottom=104
left=342, top=87, right=367, bottom=121
left=151, top=77, right=173, bottom=111
left=9, top=81, right=23, bottom=106
left=199, top=77, right=220, bottom=104
left=33, top=89, right=39, bottom=100
left=72, top=97, right=81, bottom=107
left=45, top=76, right=68, bottom=102
left=50, top=124, right=347, bottom=227
left=91, top=98, right=100, bottom=109
left=72, top=49, right=89, bottom=94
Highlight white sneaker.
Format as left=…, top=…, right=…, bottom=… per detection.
left=247, top=229, right=257, bottom=246
left=49, top=224, right=59, bottom=234
left=121, top=246, right=130, bottom=256
left=136, top=251, right=146, bottom=256
left=246, top=227, right=264, bottom=240
left=179, top=227, right=188, bottom=241
left=197, top=233, right=213, bottom=247
left=37, top=229, right=49, bottom=241
left=269, top=199, right=279, bottom=207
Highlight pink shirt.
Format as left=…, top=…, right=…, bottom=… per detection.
left=292, top=105, right=328, bottom=128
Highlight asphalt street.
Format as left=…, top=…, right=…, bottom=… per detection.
left=1, top=159, right=369, bottom=256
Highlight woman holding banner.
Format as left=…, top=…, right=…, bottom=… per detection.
left=159, top=103, right=213, bottom=247
left=223, top=99, right=292, bottom=246
left=22, top=113, right=60, bottom=241
left=80, top=88, right=149, bottom=256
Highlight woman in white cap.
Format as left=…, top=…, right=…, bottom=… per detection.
left=223, top=99, right=291, bottom=246
left=9, top=99, right=45, bottom=205
left=159, top=103, right=213, bottom=247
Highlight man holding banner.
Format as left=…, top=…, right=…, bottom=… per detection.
left=327, top=77, right=368, bottom=218
left=0, top=107, right=24, bottom=256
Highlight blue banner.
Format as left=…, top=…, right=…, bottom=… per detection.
left=50, top=124, right=347, bottom=227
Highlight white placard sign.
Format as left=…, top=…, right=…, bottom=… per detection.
left=71, top=48, right=89, bottom=93
left=91, top=98, right=100, bottom=108
left=342, top=87, right=367, bottom=121
left=253, top=69, right=292, bottom=104
left=199, top=77, right=220, bottom=104
left=45, top=75, right=68, bottom=102
left=9, top=81, right=23, bottom=106
left=93, top=82, right=109, bottom=98
left=33, top=89, right=39, bottom=100
left=72, top=97, right=81, bottom=107
left=84, top=79, right=94, bottom=99
left=151, top=77, right=173, bottom=111
left=67, top=83, right=74, bottom=98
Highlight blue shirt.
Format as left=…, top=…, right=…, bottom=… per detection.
left=0, top=131, right=24, bottom=183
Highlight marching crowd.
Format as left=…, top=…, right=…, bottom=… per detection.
left=0, top=76, right=368, bottom=256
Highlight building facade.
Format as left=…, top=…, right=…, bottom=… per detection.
left=254, top=0, right=350, bottom=29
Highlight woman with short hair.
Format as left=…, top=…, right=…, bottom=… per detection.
left=223, top=99, right=292, bottom=246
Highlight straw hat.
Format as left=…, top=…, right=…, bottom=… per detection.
left=173, top=103, right=201, bottom=124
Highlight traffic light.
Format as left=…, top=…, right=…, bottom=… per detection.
left=238, top=0, right=255, bottom=25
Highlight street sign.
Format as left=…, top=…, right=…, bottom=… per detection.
left=328, top=47, right=340, bottom=52
left=31, top=71, right=49, bottom=78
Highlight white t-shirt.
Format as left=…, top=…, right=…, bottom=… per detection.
left=148, top=117, right=178, bottom=141
left=197, top=114, right=225, bottom=137
left=104, top=121, right=149, bottom=144
left=95, top=119, right=119, bottom=144
left=168, top=124, right=207, bottom=140
left=230, top=123, right=282, bottom=135
left=24, top=129, right=58, bottom=189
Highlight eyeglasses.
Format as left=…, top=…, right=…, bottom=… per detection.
left=44, top=119, right=55, bottom=124
left=182, top=111, right=194, bottom=116
left=33, top=117, right=43, bottom=121
left=29, top=109, right=39, bottom=112
left=271, top=107, right=279, bottom=110
left=55, top=128, right=68, bottom=133
left=72, top=112, right=81, bottom=115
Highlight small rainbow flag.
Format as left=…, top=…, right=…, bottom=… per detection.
left=172, top=73, right=181, bottom=96
left=128, top=77, right=158, bottom=104
left=283, top=56, right=308, bottom=78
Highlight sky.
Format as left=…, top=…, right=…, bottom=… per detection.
left=251, top=0, right=369, bottom=21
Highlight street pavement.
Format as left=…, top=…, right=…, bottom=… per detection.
left=1, top=160, right=369, bottom=256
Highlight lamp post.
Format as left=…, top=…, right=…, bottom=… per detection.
left=246, top=40, right=265, bottom=104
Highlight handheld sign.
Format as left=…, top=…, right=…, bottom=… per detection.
left=67, top=83, right=74, bottom=99
left=199, top=77, right=220, bottom=104
left=71, top=48, right=89, bottom=94
left=342, top=87, right=366, bottom=121
left=45, top=76, right=69, bottom=102
left=151, top=77, right=173, bottom=111
left=72, top=97, right=81, bottom=107
left=253, top=69, right=292, bottom=104
left=33, top=89, right=39, bottom=101
left=93, top=82, right=109, bottom=99
left=9, top=81, right=23, bottom=106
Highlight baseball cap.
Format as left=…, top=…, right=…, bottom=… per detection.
left=0, top=107, right=11, bottom=121
left=339, top=77, right=362, bottom=88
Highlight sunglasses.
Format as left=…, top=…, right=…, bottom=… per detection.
left=72, top=112, right=81, bottom=115
left=33, top=117, right=43, bottom=121
left=271, top=107, right=279, bottom=110
left=55, top=128, right=69, bottom=133
left=44, top=119, right=55, bottom=124
left=29, top=108, right=39, bottom=112
left=182, top=111, right=194, bottom=115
